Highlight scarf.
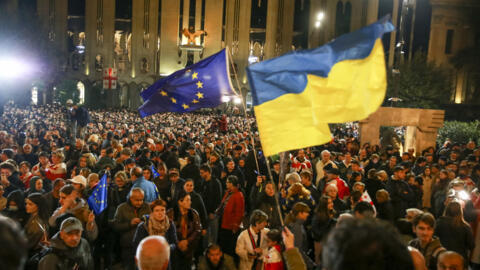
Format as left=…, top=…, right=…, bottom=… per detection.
left=148, top=216, right=170, bottom=236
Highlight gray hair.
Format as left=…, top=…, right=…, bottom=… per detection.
left=286, top=172, right=301, bottom=184
left=129, top=187, right=145, bottom=197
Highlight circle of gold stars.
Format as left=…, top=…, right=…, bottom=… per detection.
left=156, top=70, right=205, bottom=111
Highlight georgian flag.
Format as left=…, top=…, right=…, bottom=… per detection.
left=360, top=191, right=376, bottom=216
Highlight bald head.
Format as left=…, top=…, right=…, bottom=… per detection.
left=135, top=236, right=170, bottom=270
left=437, top=251, right=464, bottom=270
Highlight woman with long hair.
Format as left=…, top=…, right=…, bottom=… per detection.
left=421, top=166, right=434, bottom=211
left=312, top=195, right=336, bottom=265
left=435, top=200, right=474, bottom=262
left=431, top=169, right=450, bottom=217
left=282, top=182, right=315, bottom=214
left=24, top=193, right=49, bottom=255
left=167, top=190, right=202, bottom=270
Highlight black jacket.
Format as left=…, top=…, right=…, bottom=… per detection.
left=434, top=216, right=474, bottom=260
left=38, top=233, right=93, bottom=270
left=386, top=178, right=415, bottom=220
left=200, top=177, right=223, bottom=215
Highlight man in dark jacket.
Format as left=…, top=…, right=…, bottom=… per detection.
left=72, top=104, right=90, bottom=140
left=0, top=161, right=23, bottom=196
left=166, top=167, right=185, bottom=207
left=199, top=165, right=222, bottom=245
left=197, top=244, right=237, bottom=270
left=112, top=187, right=151, bottom=270
left=386, top=166, right=415, bottom=220
left=38, top=217, right=94, bottom=270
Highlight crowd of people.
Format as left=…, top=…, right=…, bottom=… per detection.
left=0, top=102, right=479, bottom=270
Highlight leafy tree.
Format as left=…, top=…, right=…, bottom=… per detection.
left=385, top=53, right=452, bottom=109
left=437, top=120, right=480, bottom=145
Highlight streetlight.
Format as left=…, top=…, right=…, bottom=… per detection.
left=0, top=58, right=33, bottom=80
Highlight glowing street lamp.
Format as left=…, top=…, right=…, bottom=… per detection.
left=0, top=58, right=33, bottom=80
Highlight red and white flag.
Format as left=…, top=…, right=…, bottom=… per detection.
left=360, top=191, right=376, bottom=216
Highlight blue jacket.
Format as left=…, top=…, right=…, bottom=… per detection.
left=130, top=177, right=158, bottom=203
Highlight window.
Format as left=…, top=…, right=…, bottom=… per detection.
left=31, top=87, right=38, bottom=105
left=445, top=29, right=454, bottom=54
left=77, top=81, right=85, bottom=104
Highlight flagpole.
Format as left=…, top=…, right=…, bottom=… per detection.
left=226, top=47, right=284, bottom=227
left=226, top=46, right=260, bottom=174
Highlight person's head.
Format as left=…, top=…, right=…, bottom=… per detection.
left=322, top=219, right=413, bottom=270
left=300, top=170, right=313, bottom=186
left=205, top=244, right=223, bottom=266
left=0, top=162, right=15, bottom=178
left=22, top=144, right=32, bottom=154
left=325, top=183, right=338, bottom=199
left=264, top=182, right=275, bottom=197
left=353, top=201, right=375, bottom=219
left=59, top=217, right=83, bottom=248
left=412, top=213, right=435, bottom=245
left=437, top=251, right=464, bottom=270
left=177, top=190, right=191, bottom=211
left=376, top=189, right=390, bottom=203
left=406, top=208, right=424, bottom=222
left=444, top=200, right=466, bottom=226
left=226, top=175, right=239, bottom=191
left=352, top=182, right=365, bottom=193
left=150, top=199, right=167, bottom=222
left=19, top=161, right=31, bottom=174
left=0, top=216, right=28, bottom=269
left=250, top=210, right=268, bottom=231
left=59, top=185, right=77, bottom=206
left=52, top=178, right=66, bottom=195
left=315, top=195, right=335, bottom=221
left=326, top=168, right=340, bottom=180
left=130, top=166, right=143, bottom=180
left=51, top=150, right=65, bottom=164
left=34, top=177, right=43, bottom=191
left=321, top=150, right=331, bottom=162
left=291, top=202, right=310, bottom=221
left=129, top=187, right=145, bottom=208
left=142, top=167, right=153, bottom=180
left=393, top=166, right=405, bottom=180
left=25, top=193, right=49, bottom=221
left=70, top=175, right=87, bottom=191
left=285, top=172, right=301, bottom=185
left=168, top=168, right=179, bottom=182
left=266, top=229, right=283, bottom=248
left=135, top=235, right=170, bottom=270
left=114, top=171, right=128, bottom=188
left=199, top=165, right=211, bottom=180
left=184, top=179, right=194, bottom=193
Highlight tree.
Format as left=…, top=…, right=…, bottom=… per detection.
left=385, top=53, right=452, bottom=109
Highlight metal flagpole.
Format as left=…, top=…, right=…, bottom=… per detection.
left=226, top=47, right=285, bottom=227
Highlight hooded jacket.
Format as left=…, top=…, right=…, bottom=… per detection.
left=1, top=190, right=28, bottom=226
left=38, top=232, right=94, bottom=270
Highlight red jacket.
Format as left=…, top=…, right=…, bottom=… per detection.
left=220, top=189, right=245, bottom=231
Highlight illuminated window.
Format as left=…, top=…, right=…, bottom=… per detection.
left=77, top=81, right=85, bottom=104
left=31, top=87, right=38, bottom=105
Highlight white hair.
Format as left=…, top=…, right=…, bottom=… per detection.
left=286, top=172, right=301, bottom=183
left=136, top=235, right=170, bottom=270
left=321, top=150, right=331, bottom=157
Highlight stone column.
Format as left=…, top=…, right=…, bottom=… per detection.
left=237, top=0, right=252, bottom=84
left=55, top=0, right=68, bottom=56
left=264, top=0, right=279, bottom=60
left=281, top=0, right=295, bottom=54
left=203, top=0, right=223, bottom=57
left=103, top=0, right=115, bottom=69
left=159, top=0, right=182, bottom=75
left=194, top=0, right=203, bottom=62
left=85, top=0, right=96, bottom=77
left=367, top=0, right=379, bottom=24
left=132, top=0, right=143, bottom=79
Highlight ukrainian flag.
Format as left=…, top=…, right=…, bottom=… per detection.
left=247, top=18, right=394, bottom=156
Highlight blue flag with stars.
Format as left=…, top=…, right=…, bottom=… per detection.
left=151, top=164, right=160, bottom=178
left=87, top=174, right=108, bottom=215
left=138, top=49, right=235, bottom=117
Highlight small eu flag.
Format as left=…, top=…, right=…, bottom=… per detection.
left=138, top=49, right=235, bottom=117
left=151, top=164, right=160, bottom=178
left=87, top=174, right=108, bottom=215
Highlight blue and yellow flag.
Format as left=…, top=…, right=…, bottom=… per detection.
left=87, top=174, right=108, bottom=215
left=247, top=18, right=394, bottom=156
left=138, top=49, right=235, bottom=117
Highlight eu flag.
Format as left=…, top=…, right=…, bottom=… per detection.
left=138, top=49, right=235, bottom=117
left=151, top=164, right=160, bottom=178
left=87, top=174, right=108, bottom=215
left=247, top=18, right=394, bottom=156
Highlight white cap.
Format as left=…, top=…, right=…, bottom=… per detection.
left=66, top=99, right=73, bottom=105
left=70, top=175, right=87, bottom=187
left=146, top=138, right=155, bottom=145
